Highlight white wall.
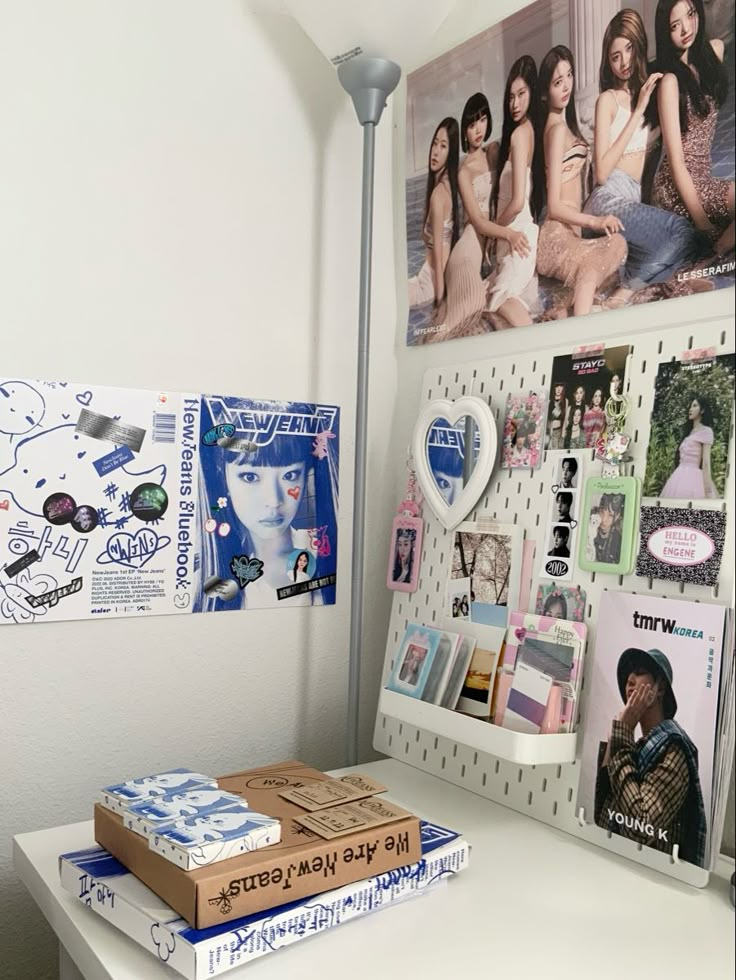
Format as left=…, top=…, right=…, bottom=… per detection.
left=1, top=2, right=733, bottom=977
left=0, top=2, right=398, bottom=977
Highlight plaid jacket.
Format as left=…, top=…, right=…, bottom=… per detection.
left=594, top=719, right=707, bottom=868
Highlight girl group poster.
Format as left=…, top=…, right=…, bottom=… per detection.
left=405, top=0, right=735, bottom=346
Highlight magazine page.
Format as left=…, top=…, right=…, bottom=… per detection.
left=577, top=592, right=726, bottom=868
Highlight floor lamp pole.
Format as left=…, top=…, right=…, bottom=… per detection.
left=338, top=57, right=401, bottom=767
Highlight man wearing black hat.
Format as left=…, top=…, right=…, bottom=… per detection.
left=594, top=647, right=707, bottom=867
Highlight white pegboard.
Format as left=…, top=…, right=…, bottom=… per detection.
left=373, top=317, right=734, bottom=888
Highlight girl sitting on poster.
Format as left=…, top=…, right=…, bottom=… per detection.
left=652, top=0, right=734, bottom=258
left=661, top=394, right=717, bottom=498
left=585, top=9, right=709, bottom=307
left=583, top=388, right=607, bottom=448
left=195, top=401, right=338, bottom=611
left=408, top=117, right=461, bottom=309
left=486, top=56, right=540, bottom=328
left=431, top=93, right=530, bottom=341
left=534, top=45, right=627, bottom=317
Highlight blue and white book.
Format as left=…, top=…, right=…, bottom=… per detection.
left=150, top=804, right=281, bottom=870
left=124, top=789, right=245, bottom=837
left=100, top=769, right=217, bottom=814
left=59, top=820, right=469, bottom=980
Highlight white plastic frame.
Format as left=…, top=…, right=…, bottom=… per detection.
left=375, top=317, right=734, bottom=889
left=412, top=395, right=498, bottom=530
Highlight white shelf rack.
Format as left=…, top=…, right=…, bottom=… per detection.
left=374, top=316, right=734, bottom=888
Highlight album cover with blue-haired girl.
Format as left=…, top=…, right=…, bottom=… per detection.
left=193, top=396, right=339, bottom=612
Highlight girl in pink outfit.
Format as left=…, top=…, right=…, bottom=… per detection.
left=661, top=395, right=717, bottom=498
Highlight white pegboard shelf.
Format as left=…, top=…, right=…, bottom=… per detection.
left=374, top=315, right=734, bottom=890
left=379, top=689, right=578, bottom=765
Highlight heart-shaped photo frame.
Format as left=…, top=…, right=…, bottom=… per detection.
left=412, top=395, right=497, bottom=531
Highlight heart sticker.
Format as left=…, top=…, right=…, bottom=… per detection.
left=411, top=395, right=497, bottom=531
left=0, top=500, right=9, bottom=511
left=287, top=487, right=300, bottom=500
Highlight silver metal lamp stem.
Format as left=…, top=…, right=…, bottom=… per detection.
left=338, top=57, right=401, bottom=767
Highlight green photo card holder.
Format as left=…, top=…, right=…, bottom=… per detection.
left=577, top=476, right=640, bottom=576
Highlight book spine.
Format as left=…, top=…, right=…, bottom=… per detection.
left=59, top=859, right=196, bottom=979
left=192, top=838, right=470, bottom=978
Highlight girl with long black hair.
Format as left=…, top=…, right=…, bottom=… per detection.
left=408, top=117, right=461, bottom=308
left=486, top=55, right=540, bottom=328
left=428, top=92, right=530, bottom=342
left=661, top=394, right=717, bottom=498
left=584, top=9, right=710, bottom=307
left=652, top=0, right=734, bottom=257
left=534, top=46, right=627, bottom=317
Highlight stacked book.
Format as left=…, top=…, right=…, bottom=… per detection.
left=60, top=761, right=470, bottom=978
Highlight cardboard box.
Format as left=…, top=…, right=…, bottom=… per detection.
left=94, top=760, right=422, bottom=929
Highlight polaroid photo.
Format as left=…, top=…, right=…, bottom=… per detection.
left=535, top=583, right=586, bottom=623
left=644, top=354, right=734, bottom=501
left=448, top=576, right=472, bottom=621
left=450, top=521, right=522, bottom=628
left=386, top=624, right=442, bottom=699
left=386, top=514, right=423, bottom=594
left=501, top=390, right=546, bottom=470
left=420, top=630, right=463, bottom=705
left=437, top=629, right=477, bottom=711
left=578, top=476, right=640, bottom=576
left=455, top=622, right=506, bottom=718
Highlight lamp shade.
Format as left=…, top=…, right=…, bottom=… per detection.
left=278, top=0, right=458, bottom=70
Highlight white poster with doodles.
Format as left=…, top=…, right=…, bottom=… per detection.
left=0, top=379, right=339, bottom=626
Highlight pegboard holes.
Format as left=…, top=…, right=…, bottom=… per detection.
left=461, top=764, right=466, bottom=778
left=441, top=756, right=446, bottom=770
left=422, top=749, right=427, bottom=762
left=517, top=769, right=523, bottom=784
left=567, top=788, right=573, bottom=803
left=552, top=802, right=558, bottom=816
left=542, top=778, right=548, bottom=792
left=398, top=724, right=403, bottom=736
left=415, top=730, right=421, bottom=742
left=482, top=772, right=487, bottom=787
left=504, top=782, right=509, bottom=796
left=528, top=792, right=533, bottom=807
left=473, top=752, right=478, bottom=766
left=494, top=760, right=500, bottom=774
left=556, top=766, right=562, bottom=780
left=452, top=744, right=458, bottom=758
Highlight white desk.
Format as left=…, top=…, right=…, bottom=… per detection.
left=14, top=759, right=735, bottom=980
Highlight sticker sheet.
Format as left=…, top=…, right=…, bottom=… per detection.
left=0, top=379, right=339, bottom=626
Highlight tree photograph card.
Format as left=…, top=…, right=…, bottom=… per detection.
left=450, top=521, right=522, bottom=628
left=636, top=507, right=726, bottom=588
left=643, top=354, right=735, bottom=500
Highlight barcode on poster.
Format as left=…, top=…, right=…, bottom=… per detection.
left=152, top=413, right=176, bottom=444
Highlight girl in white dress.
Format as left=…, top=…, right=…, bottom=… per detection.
left=408, top=117, right=461, bottom=308
left=487, top=55, right=540, bottom=328
left=427, top=93, right=530, bottom=342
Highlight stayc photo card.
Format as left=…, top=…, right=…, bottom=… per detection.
left=405, top=0, right=734, bottom=346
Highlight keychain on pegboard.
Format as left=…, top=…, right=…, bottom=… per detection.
left=385, top=449, right=424, bottom=594
left=596, top=381, right=633, bottom=478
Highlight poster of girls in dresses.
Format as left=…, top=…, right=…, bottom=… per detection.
left=405, top=0, right=735, bottom=346
left=544, top=345, right=630, bottom=449
left=643, top=353, right=734, bottom=498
